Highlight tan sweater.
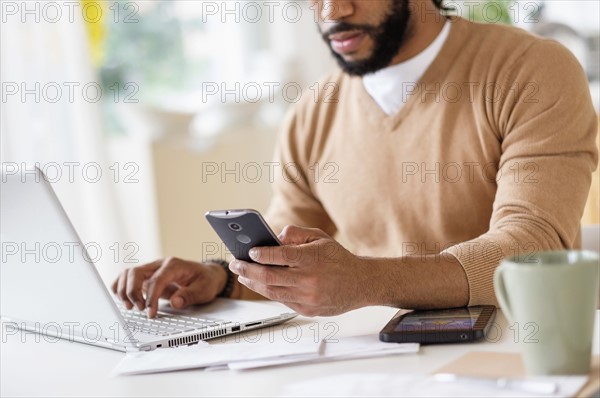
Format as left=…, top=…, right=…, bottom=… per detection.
left=265, top=17, right=598, bottom=306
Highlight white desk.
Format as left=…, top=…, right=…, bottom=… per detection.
left=2, top=307, right=599, bottom=397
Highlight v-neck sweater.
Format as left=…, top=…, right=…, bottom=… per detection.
left=265, top=17, right=598, bottom=306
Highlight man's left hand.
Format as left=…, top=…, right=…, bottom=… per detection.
left=228, top=225, right=370, bottom=316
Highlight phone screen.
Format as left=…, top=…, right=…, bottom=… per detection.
left=395, top=307, right=483, bottom=332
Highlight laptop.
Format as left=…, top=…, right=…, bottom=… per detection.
left=0, top=165, right=297, bottom=352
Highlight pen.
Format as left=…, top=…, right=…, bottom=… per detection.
left=433, top=373, right=558, bottom=395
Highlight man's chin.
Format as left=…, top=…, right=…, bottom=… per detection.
left=334, top=58, right=376, bottom=77
left=333, top=48, right=403, bottom=77
left=338, top=64, right=372, bottom=77
left=331, top=52, right=376, bottom=77
left=336, top=52, right=365, bottom=63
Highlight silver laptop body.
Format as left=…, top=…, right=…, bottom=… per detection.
left=0, top=165, right=296, bottom=351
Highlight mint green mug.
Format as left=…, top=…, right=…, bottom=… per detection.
left=494, top=251, right=599, bottom=375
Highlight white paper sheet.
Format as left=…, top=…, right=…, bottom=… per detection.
left=228, top=334, right=420, bottom=370
left=113, top=334, right=419, bottom=376
left=280, top=373, right=589, bottom=397
left=113, top=339, right=320, bottom=376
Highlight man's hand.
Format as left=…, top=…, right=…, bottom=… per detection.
left=111, top=257, right=228, bottom=318
left=229, top=225, right=370, bottom=317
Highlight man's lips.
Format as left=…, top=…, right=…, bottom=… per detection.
left=328, top=30, right=367, bottom=55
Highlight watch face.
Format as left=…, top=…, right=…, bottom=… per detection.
left=214, top=261, right=235, bottom=298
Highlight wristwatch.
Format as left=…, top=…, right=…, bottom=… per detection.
left=208, top=259, right=235, bottom=298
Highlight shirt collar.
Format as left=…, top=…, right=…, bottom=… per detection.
left=362, top=21, right=451, bottom=116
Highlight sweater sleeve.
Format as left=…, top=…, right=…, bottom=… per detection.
left=264, top=103, right=337, bottom=236
left=444, top=39, right=598, bottom=306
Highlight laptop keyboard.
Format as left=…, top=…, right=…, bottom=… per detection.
left=114, top=300, right=230, bottom=336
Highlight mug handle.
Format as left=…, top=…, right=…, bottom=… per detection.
left=494, top=266, right=514, bottom=323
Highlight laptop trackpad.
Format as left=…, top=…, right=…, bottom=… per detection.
left=157, top=298, right=294, bottom=324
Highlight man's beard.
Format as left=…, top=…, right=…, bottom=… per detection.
left=321, top=0, right=412, bottom=76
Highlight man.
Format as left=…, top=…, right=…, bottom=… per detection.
left=113, top=0, right=598, bottom=318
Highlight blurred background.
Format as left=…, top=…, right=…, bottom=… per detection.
left=1, top=0, right=599, bottom=280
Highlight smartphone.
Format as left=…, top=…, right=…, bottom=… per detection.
left=379, top=306, right=496, bottom=344
left=205, top=209, right=281, bottom=263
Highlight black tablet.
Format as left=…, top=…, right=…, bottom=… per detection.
left=379, top=306, right=496, bottom=344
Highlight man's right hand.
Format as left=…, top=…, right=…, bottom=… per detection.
left=111, top=257, right=228, bottom=318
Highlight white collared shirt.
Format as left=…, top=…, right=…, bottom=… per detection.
left=363, top=21, right=451, bottom=115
